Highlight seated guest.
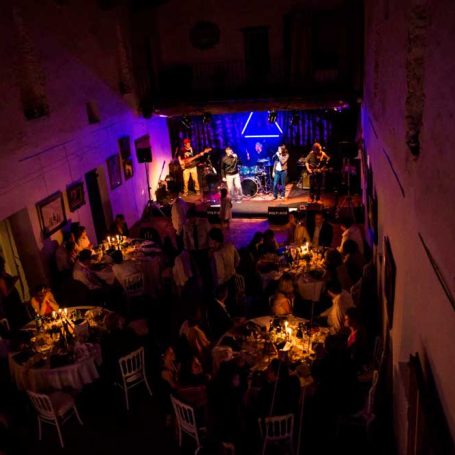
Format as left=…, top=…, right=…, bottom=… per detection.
left=208, top=361, right=244, bottom=445
left=257, top=359, right=301, bottom=417
left=311, top=335, right=361, bottom=416
left=344, top=307, right=369, bottom=370
left=161, top=345, right=180, bottom=391
left=287, top=213, right=311, bottom=246
left=258, top=229, right=279, bottom=256
left=207, top=284, right=233, bottom=339
left=179, top=311, right=211, bottom=360
left=72, top=249, right=103, bottom=290
left=110, top=214, right=129, bottom=237
left=270, top=273, right=294, bottom=316
left=323, top=248, right=353, bottom=291
left=101, top=313, right=141, bottom=380
left=55, top=240, right=77, bottom=274
left=179, top=355, right=208, bottom=388
left=247, top=232, right=264, bottom=261
left=342, top=239, right=366, bottom=284
left=75, top=226, right=92, bottom=252
left=0, top=257, right=28, bottom=329
left=320, top=280, right=354, bottom=334
left=111, top=250, right=140, bottom=288
left=208, top=228, right=240, bottom=287
left=30, top=285, right=59, bottom=317
left=338, top=217, right=364, bottom=256
left=308, top=212, right=333, bottom=247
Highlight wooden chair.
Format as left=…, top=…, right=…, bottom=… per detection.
left=258, top=413, right=295, bottom=455
left=171, top=395, right=206, bottom=454
left=27, top=390, right=83, bottom=448
left=117, top=347, right=152, bottom=411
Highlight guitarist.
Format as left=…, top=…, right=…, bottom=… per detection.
left=178, top=138, right=201, bottom=197
left=305, top=142, right=330, bottom=202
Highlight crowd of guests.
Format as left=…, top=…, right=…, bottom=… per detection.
left=0, top=200, right=379, bottom=454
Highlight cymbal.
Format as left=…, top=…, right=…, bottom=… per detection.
left=257, top=159, right=270, bottom=163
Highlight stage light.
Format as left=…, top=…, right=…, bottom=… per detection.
left=268, top=110, right=277, bottom=123
left=181, top=115, right=192, bottom=129
left=202, top=112, right=212, bottom=124
left=290, top=111, right=300, bottom=126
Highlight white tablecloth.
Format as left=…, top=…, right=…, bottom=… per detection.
left=9, top=343, right=102, bottom=392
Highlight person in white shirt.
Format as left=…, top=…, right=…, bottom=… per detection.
left=208, top=227, right=240, bottom=286
left=320, top=280, right=354, bottom=334
left=287, top=213, right=311, bottom=246
left=339, top=218, right=364, bottom=256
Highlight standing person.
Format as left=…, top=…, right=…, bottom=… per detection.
left=178, top=138, right=210, bottom=197
left=208, top=228, right=240, bottom=287
left=272, top=145, right=289, bottom=200
left=170, top=191, right=190, bottom=250
left=320, top=280, right=354, bottom=334
left=339, top=217, right=365, bottom=257
left=110, top=214, right=129, bottom=236
left=221, top=147, right=242, bottom=202
left=305, top=143, right=330, bottom=202
left=219, top=188, right=233, bottom=229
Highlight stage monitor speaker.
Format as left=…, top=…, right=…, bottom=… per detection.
left=206, top=205, right=221, bottom=224
left=135, top=135, right=152, bottom=163
left=268, top=206, right=289, bottom=225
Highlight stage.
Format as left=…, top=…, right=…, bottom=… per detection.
left=182, top=184, right=360, bottom=219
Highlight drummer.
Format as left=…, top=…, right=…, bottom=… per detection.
left=245, top=141, right=272, bottom=166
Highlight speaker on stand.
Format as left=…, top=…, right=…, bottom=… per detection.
left=135, top=135, right=153, bottom=201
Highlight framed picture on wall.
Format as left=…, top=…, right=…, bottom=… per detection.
left=106, top=154, right=122, bottom=190
left=66, top=181, right=85, bottom=212
left=36, top=191, right=67, bottom=238
left=118, top=136, right=134, bottom=180
left=384, top=236, right=396, bottom=328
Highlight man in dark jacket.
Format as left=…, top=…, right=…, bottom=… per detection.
left=308, top=212, right=333, bottom=247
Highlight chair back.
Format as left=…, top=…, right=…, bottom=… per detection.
left=140, top=228, right=161, bottom=243
left=260, top=413, right=294, bottom=443
left=0, top=318, right=10, bottom=332
left=27, top=391, right=56, bottom=421
left=123, top=273, right=145, bottom=297
left=171, top=395, right=199, bottom=440
left=119, top=347, right=145, bottom=384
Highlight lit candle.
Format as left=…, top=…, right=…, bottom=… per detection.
left=284, top=321, right=289, bottom=331
left=63, top=308, right=68, bottom=316
left=286, top=327, right=293, bottom=339
left=52, top=311, right=56, bottom=319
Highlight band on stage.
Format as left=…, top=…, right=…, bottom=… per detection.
left=164, top=138, right=334, bottom=204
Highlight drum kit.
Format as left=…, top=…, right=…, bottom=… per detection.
left=239, top=158, right=272, bottom=197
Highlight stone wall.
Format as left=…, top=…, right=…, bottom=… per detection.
left=363, top=0, right=455, bottom=451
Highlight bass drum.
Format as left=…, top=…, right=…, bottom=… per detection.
left=241, top=177, right=261, bottom=197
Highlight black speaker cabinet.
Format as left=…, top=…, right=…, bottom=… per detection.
left=135, top=135, right=152, bottom=163
left=268, top=206, right=289, bottom=225
left=206, top=205, right=221, bottom=224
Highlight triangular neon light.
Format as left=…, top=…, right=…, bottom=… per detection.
left=241, top=111, right=283, bottom=138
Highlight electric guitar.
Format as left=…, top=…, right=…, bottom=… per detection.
left=307, top=157, right=330, bottom=174
left=179, top=148, right=212, bottom=169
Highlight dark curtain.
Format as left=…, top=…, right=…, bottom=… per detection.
left=168, top=110, right=334, bottom=180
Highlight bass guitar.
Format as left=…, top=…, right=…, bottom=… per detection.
left=307, top=158, right=330, bottom=174
left=179, top=147, right=212, bottom=170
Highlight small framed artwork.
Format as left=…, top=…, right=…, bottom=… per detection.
left=384, top=236, right=397, bottom=328
left=66, top=181, right=85, bottom=212
left=36, top=191, right=67, bottom=238
left=106, top=154, right=122, bottom=190
left=118, top=136, right=134, bottom=180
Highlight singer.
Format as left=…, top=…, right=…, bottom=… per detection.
left=272, top=145, right=289, bottom=200
left=221, top=146, right=243, bottom=201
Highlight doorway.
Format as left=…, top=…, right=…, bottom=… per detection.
left=85, top=169, right=108, bottom=243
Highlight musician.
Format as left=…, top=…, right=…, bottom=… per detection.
left=272, top=145, right=289, bottom=200
left=178, top=138, right=200, bottom=197
left=246, top=141, right=271, bottom=165
left=221, top=147, right=243, bottom=201
left=305, top=143, right=330, bottom=202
